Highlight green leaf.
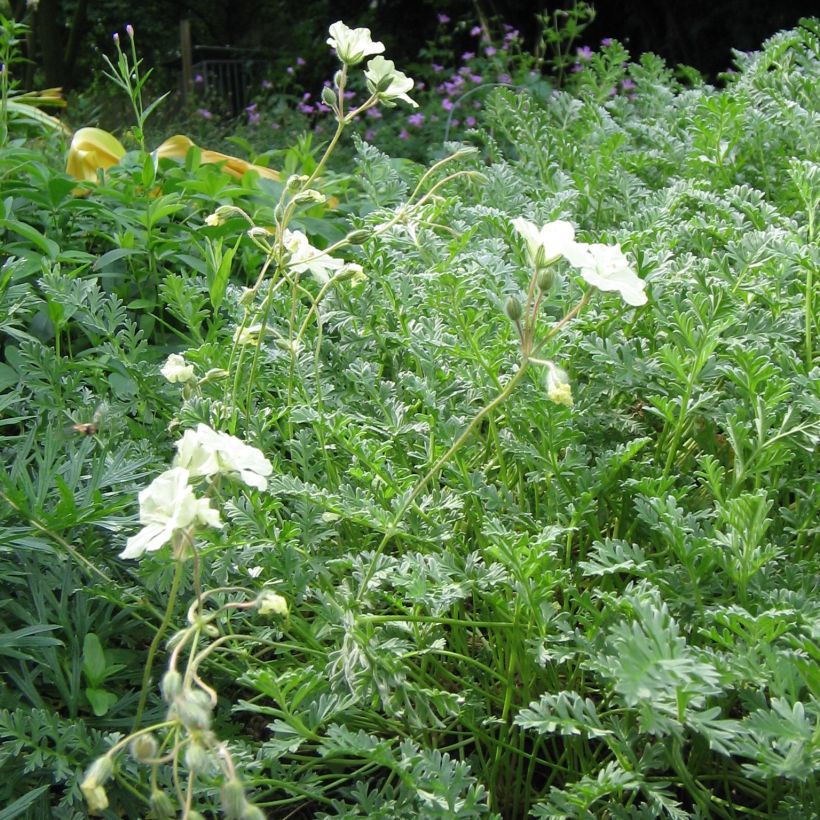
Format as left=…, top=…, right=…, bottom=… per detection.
left=85, top=687, right=118, bottom=717
left=81, top=633, right=107, bottom=685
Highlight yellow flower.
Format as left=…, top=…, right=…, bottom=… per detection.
left=66, top=127, right=126, bottom=183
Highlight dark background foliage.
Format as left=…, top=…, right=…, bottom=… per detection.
left=11, top=0, right=820, bottom=93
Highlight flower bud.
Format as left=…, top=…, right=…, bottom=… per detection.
left=505, top=296, right=522, bottom=322
left=333, top=70, right=344, bottom=89
left=126, top=24, right=134, bottom=39
left=161, top=669, right=182, bottom=702
left=129, top=733, right=158, bottom=762
left=171, top=691, right=212, bottom=731
left=321, top=86, right=337, bottom=108
left=285, top=174, right=310, bottom=193
left=345, top=229, right=370, bottom=245
left=221, top=777, right=247, bottom=819
left=80, top=756, right=113, bottom=813
left=334, top=263, right=366, bottom=285
left=185, top=742, right=211, bottom=774
left=537, top=267, right=556, bottom=291
left=149, top=789, right=176, bottom=819
left=241, top=804, right=266, bottom=820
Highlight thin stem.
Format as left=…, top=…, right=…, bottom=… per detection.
left=132, top=557, right=185, bottom=730
left=355, top=361, right=530, bottom=600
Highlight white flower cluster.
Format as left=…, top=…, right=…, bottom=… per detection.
left=512, top=218, right=648, bottom=306
left=121, top=424, right=272, bottom=560
left=327, top=21, right=418, bottom=108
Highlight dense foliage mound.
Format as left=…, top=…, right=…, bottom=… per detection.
left=0, top=15, right=818, bottom=820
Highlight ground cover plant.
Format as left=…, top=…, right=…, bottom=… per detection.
left=0, top=11, right=818, bottom=820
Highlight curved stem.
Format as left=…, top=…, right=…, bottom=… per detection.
left=132, top=557, right=185, bottom=730
left=355, top=361, right=530, bottom=600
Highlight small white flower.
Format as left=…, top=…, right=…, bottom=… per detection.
left=545, top=364, right=574, bottom=408
left=283, top=229, right=345, bottom=284
left=173, top=423, right=273, bottom=490
left=120, top=467, right=222, bottom=559
left=563, top=242, right=647, bottom=306
left=161, top=353, right=195, bottom=384
left=512, top=218, right=576, bottom=268
left=327, top=21, right=385, bottom=66
left=364, top=56, right=418, bottom=108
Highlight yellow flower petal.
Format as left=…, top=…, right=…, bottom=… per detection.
left=154, top=135, right=280, bottom=181
left=66, top=127, right=126, bottom=183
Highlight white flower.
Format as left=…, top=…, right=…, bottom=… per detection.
left=173, top=423, right=273, bottom=490
left=120, top=467, right=222, bottom=559
left=512, top=218, right=576, bottom=268
left=283, top=229, right=345, bottom=284
left=563, top=242, right=648, bottom=306
left=161, top=353, right=195, bottom=384
left=545, top=364, right=573, bottom=408
left=364, top=56, right=418, bottom=108
left=327, top=21, right=385, bottom=65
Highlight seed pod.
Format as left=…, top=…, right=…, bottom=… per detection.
left=161, top=669, right=182, bottom=703
left=321, top=86, right=337, bottom=108
left=345, top=229, right=370, bottom=245
left=149, top=789, right=176, bottom=820
left=221, top=777, right=247, bottom=819
left=129, top=733, right=158, bottom=762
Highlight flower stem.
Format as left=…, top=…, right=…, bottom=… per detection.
left=132, top=557, right=185, bottom=730
left=355, top=361, right=530, bottom=600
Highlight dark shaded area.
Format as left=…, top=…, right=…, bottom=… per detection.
left=13, top=0, right=820, bottom=92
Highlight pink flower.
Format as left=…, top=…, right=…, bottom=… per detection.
left=470, top=25, right=482, bottom=36
left=466, top=115, right=476, bottom=126
left=399, top=129, right=410, bottom=140
left=296, top=56, right=306, bottom=66
left=442, top=98, right=454, bottom=111
left=576, top=46, right=593, bottom=60
left=438, top=13, right=450, bottom=24
left=408, top=112, right=425, bottom=127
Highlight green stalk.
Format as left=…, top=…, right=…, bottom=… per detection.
left=355, top=361, right=530, bottom=600
left=132, top=557, right=185, bottom=730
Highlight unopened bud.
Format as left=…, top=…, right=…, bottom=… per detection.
left=221, top=777, right=247, bottom=819
left=285, top=174, right=310, bottom=193
left=126, top=23, right=134, bottom=39
left=333, top=70, right=344, bottom=89
left=185, top=742, right=211, bottom=774
left=149, top=789, right=176, bottom=819
left=161, top=669, right=182, bottom=702
left=129, top=733, right=158, bottom=762
left=537, top=267, right=555, bottom=291
left=345, top=229, right=370, bottom=245
left=505, top=296, right=522, bottom=322
left=241, top=804, right=266, bottom=820
left=321, top=86, right=337, bottom=108
left=171, top=691, right=212, bottom=731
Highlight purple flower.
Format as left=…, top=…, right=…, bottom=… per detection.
left=286, top=66, right=294, bottom=75
left=484, top=46, right=496, bottom=57
left=601, top=38, right=613, bottom=46
left=261, top=79, right=273, bottom=90
left=296, top=56, right=305, bottom=66
left=461, top=52, right=475, bottom=61
left=571, top=62, right=583, bottom=73
left=197, top=108, right=212, bottom=119
left=607, top=86, right=617, bottom=96
left=432, top=63, right=444, bottom=73
left=364, top=129, right=376, bottom=141
left=194, top=74, right=204, bottom=83
left=503, top=29, right=520, bottom=44
left=469, top=73, right=483, bottom=84
left=408, top=112, right=425, bottom=127
left=126, top=24, right=134, bottom=39
left=472, top=100, right=482, bottom=109
left=438, top=13, right=450, bottom=24
left=451, top=119, right=460, bottom=128
left=442, top=98, right=454, bottom=111
left=497, top=73, right=511, bottom=84
left=399, top=129, right=410, bottom=140
left=343, top=90, right=356, bottom=100
left=621, top=78, right=636, bottom=90
left=470, top=25, right=482, bottom=36
left=365, top=107, right=382, bottom=119
left=248, top=112, right=261, bottom=125
left=270, top=122, right=280, bottom=130
left=576, top=46, right=593, bottom=60
left=416, top=81, right=426, bottom=90
left=465, top=115, right=476, bottom=126
left=297, top=103, right=314, bottom=114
